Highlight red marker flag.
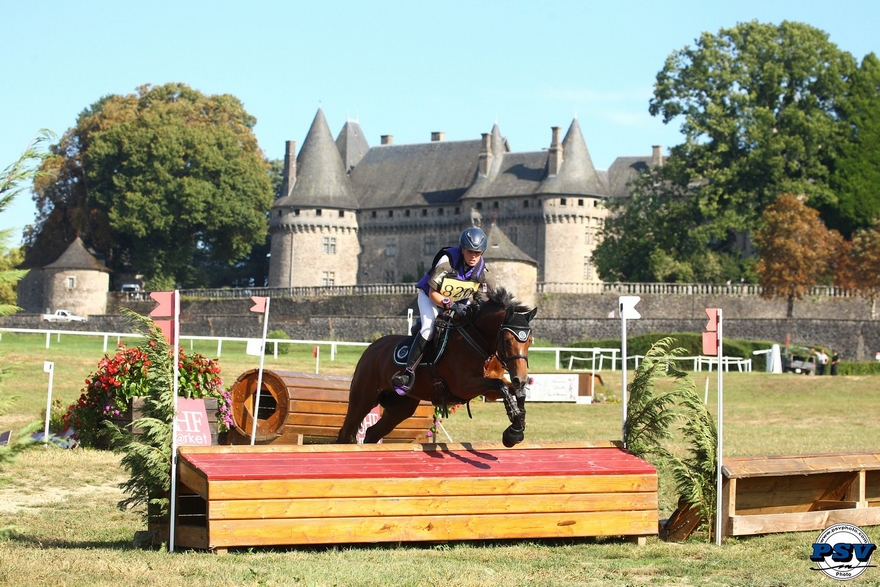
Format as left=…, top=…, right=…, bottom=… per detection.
left=702, top=308, right=719, bottom=356
left=313, top=346, right=318, bottom=358
left=150, top=291, right=176, bottom=317
left=153, top=319, right=176, bottom=344
left=250, top=296, right=268, bottom=313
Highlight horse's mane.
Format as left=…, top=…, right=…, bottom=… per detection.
left=484, top=286, right=532, bottom=313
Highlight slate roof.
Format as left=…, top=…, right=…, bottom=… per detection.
left=607, top=156, right=651, bottom=198
left=335, top=119, right=370, bottom=172
left=539, top=119, right=607, bottom=196
left=348, top=139, right=482, bottom=207
left=484, top=223, right=537, bottom=265
left=43, top=237, right=110, bottom=272
left=274, top=109, right=359, bottom=210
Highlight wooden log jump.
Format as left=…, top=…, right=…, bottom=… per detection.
left=721, top=451, right=880, bottom=537
left=171, top=442, right=658, bottom=550
left=227, top=370, right=434, bottom=444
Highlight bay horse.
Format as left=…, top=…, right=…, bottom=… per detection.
left=336, top=287, right=537, bottom=447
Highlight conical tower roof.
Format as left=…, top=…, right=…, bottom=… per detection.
left=539, top=118, right=606, bottom=196
left=43, top=237, right=109, bottom=272
left=275, top=109, right=358, bottom=209
left=483, top=223, right=537, bottom=265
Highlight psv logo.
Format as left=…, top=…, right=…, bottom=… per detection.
left=810, top=523, right=877, bottom=581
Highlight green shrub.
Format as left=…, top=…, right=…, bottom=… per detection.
left=266, top=329, right=291, bottom=355
left=839, top=361, right=880, bottom=376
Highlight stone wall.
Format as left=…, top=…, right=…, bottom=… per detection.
left=3, top=290, right=878, bottom=361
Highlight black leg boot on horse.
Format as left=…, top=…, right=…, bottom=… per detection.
left=391, top=335, right=428, bottom=396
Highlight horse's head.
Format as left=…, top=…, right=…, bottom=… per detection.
left=498, top=305, right=537, bottom=391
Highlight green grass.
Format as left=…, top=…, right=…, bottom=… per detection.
left=1, top=332, right=879, bottom=586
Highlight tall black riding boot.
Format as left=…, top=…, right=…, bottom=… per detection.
left=392, top=335, right=428, bottom=395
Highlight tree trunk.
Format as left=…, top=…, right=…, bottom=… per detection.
left=787, top=295, right=795, bottom=318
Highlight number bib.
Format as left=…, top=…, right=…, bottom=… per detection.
left=439, top=277, right=480, bottom=302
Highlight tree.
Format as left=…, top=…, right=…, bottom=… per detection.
left=25, top=84, right=273, bottom=288
left=754, top=193, right=841, bottom=317
left=649, top=21, right=857, bottom=266
left=594, top=167, right=754, bottom=283
left=1, top=130, right=54, bottom=315
left=838, top=220, right=880, bottom=318
left=825, top=53, right=880, bottom=237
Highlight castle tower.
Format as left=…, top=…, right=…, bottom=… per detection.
left=537, top=118, right=607, bottom=285
left=267, top=109, right=360, bottom=288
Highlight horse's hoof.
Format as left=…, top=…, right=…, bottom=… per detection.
left=502, top=426, right=524, bottom=448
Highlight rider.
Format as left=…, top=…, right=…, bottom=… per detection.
left=391, top=226, right=496, bottom=396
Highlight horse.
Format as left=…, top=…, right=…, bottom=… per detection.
left=335, top=287, right=537, bottom=447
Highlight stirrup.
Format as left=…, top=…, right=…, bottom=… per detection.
left=392, top=370, right=414, bottom=396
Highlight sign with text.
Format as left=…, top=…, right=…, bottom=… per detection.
left=525, top=374, right=579, bottom=402
left=175, top=398, right=211, bottom=446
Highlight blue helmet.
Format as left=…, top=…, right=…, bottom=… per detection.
left=459, top=227, right=487, bottom=253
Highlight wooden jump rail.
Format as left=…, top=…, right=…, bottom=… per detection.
left=721, top=452, right=880, bottom=537
left=227, top=370, right=434, bottom=445
left=171, top=442, right=658, bottom=551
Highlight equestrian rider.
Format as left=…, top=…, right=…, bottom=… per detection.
left=391, top=227, right=496, bottom=395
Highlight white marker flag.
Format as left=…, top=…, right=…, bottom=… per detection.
left=245, top=339, right=264, bottom=357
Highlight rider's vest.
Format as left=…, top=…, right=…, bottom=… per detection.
left=416, top=246, right=488, bottom=302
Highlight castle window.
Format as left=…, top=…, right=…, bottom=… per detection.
left=338, top=210, right=345, bottom=218
left=493, top=201, right=499, bottom=209
left=385, top=238, right=398, bottom=257
left=578, top=199, right=584, bottom=206
left=388, top=210, right=393, bottom=218
left=383, top=270, right=395, bottom=283
left=277, top=210, right=282, bottom=217
left=455, top=207, right=460, bottom=214
left=523, top=200, right=529, bottom=208
left=583, top=257, right=593, bottom=280
left=66, top=276, right=76, bottom=290
left=560, top=198, right=567, bottom=206
left=424, top=235, right=437, bottom=255
left=316, top=209, right=322, bottom=216
left=585, top=229, right=594, bottom=245
left=421, top=209, right=427, bottom=217
left=508, top=226, right=518, bottom=244
left=322, top=271, right=335, bottom=286
left=438, top=208, right=443, bottom=216
left=371, top=211, right=377, bottom=218
left=594, top=200, right=599, bottom=207
left=476, top=202, right=483, bottom=210
left=323, top=237, right=336, bottom=254
left=294, top=209, right=300, bottom=216
left=405, top=210, right=410, bottom=217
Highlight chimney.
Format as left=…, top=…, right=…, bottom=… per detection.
left=431, top=131, right=445, bottom=142
left=381, top=135, right=393, bottom=145
left=548, top=126, right=563, bottom=176
left=652, top=145, right=664, bottom=166
left=281, top=140, right=296, bottom=197
left=478, top=133, right=493, bottom=177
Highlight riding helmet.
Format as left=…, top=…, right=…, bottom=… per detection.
left=459, top=227, right=487, bottom=253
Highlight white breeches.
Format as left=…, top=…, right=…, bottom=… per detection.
left=417, top=289, right=439, bottom=341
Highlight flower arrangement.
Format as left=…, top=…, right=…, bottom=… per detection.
left=429, top=404, right=457, bottom=441
left=65, top=341, right=232, bottom=448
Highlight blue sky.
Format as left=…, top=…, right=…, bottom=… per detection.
left=2, top=0, right=878, bottom=245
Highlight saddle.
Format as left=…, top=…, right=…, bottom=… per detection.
left=392, top=313, right=454, bottom=368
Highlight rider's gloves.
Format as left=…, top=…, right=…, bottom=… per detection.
left=450, top=301, right=470, bottom=314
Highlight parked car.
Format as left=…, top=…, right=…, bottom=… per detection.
left=41, top=309, right=87, bottom=323
left=781, top=349, right=816, bottom=375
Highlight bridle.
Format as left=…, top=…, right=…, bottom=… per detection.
left=447, top=310, right=532, bottom=374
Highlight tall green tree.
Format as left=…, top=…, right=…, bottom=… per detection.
left=652, top=21, right=855, bottom=215
left=25, top=84, right=273, bottom=288
left=825, top=53, right=880, bottom=237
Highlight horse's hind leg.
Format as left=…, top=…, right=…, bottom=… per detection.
left=363, top=395, right=420, bottom=443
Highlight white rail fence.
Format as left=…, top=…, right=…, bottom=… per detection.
left=2, top=327, right=753, bottom=372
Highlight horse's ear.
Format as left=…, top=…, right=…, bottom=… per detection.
left=525, top=307, right=537, bottom=322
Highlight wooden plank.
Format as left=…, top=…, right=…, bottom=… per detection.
left=207, top=474, right=658, bottom=501
left=179, top=441, right=622, bottom=456
left=866, top=470, right=880, bottom=502
left=728, top=507, right=880, bottom=537
left=178, top=461, right=209, bottom=498
left=733, top=473, right=852, bottom=513
left=723, top=452, right=880, bottom=478
left=206, top=510, right=658, bottom=548
left=208, top=491, right=658, bottom=520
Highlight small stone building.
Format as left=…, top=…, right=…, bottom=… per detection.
left=17, top=237, right=110, bottom=317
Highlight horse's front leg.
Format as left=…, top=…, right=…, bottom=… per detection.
left=495, top=381, right=525, bottom=448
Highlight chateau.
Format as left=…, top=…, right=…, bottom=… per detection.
left=272, top=109, right=660, bottom=291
